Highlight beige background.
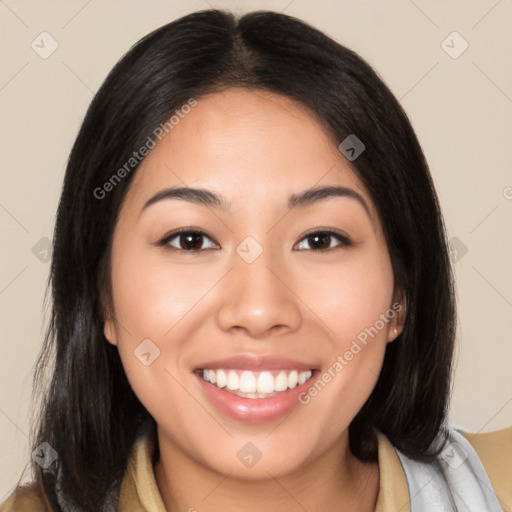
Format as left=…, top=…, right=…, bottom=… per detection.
left=1, top=0, right=511, bottom=499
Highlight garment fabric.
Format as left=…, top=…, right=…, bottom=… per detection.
left=1, top=426, right=511, bottom=511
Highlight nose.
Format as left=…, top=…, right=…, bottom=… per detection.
left=216, top=244, right=302, bottom=339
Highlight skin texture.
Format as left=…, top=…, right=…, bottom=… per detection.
left=103, top=88, right=404, bottom=512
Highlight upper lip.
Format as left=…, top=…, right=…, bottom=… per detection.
left=194, top=354, right=318, bottom=372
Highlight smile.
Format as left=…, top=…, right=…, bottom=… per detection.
left=199, top=368, right=314, bottom=398
left=193, top=355, right=320, bottom=423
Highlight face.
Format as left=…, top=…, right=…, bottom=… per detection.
left=104, top=88, right=403, bottom=479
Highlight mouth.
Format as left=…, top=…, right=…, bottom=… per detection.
left=196, top=368, right=314, bottom=399
left=193, top=357, right=319, bottom=423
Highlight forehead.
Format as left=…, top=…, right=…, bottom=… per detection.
left=122, top=88, right=376, bottom=222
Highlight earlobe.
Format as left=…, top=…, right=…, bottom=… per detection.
left=103, top=312, right=118, bottom=346
left=388, top=323, right=403, bottom=343
left=100, top=289, right=118, bottom=345
left=388, top=291, right=406, bottom=343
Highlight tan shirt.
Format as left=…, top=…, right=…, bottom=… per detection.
left=2, top=427, right=511, bottom=511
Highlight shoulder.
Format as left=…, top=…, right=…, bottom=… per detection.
left=459, top=426, right=512, bottom=512
left=0, top=482, right=48, bottom=512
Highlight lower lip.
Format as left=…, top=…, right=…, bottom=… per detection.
left=195, top=372, right=316, bottom=424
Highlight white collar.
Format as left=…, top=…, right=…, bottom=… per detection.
left=395, top=425, right=503, bottom=511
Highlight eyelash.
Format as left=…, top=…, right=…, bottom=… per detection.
left=157, top=227, right=352, bottom=254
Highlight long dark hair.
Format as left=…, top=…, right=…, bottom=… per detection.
left=19, top=8, right=455, bottom=511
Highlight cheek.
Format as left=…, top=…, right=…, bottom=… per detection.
left=108, top=244, right=213, bottom=431
left=293, top=243, right=394, bottom=434
left=297, top=243, right=394, bottom=342
left=109, top=243, right=218, bottom=344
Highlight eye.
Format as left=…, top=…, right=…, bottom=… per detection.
left=158, top=229, right=218, bottom=253
left=157, top=228, right=351, bottom=254
left=294, top=230, right=352, bottom=252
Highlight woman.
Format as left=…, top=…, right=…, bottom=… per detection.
left=1, top=8, right=510, bottom=512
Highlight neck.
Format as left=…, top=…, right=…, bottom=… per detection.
left=153, top=428, right=380, bottom=512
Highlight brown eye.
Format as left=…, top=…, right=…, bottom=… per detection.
left=159, top=230, right=218, bottom=252
left=295, top=230, right=351, bottom=251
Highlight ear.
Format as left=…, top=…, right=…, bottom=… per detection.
left=387, top=287, right=406, bottom=343
left=102, top=306, right=118, bottom=346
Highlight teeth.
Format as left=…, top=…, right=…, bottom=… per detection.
left=201, top=368, right=313, bottom=395
left=257, top=371, right=275, bottom=393
left=227, top=370, right=239, bottom=391
left=274, top=371, right=288, bottom=392
left=216, top=369, right=227, bottom=388
left=239, top=371, right=257, bottom=393
left=288, top=370, right=298, bottom=389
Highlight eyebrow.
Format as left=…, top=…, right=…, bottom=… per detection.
left=139, top=185, right=371, bottom=219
